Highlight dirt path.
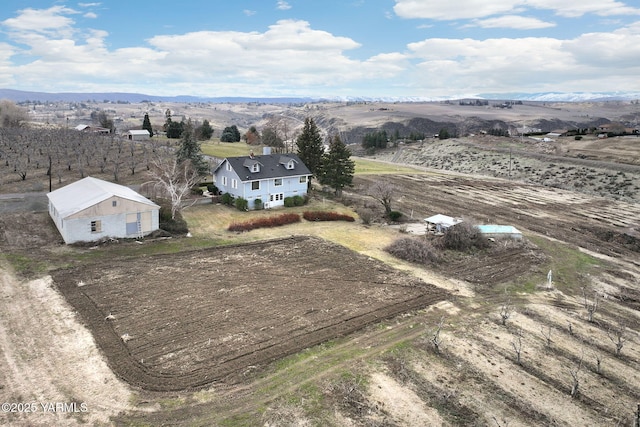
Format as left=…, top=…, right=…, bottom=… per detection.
left=0, top=260, right=132, bottom=427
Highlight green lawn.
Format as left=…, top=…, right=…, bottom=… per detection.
left=353, top=157, right=425, bottom=174
left=200, top=142, right=424, bottom=176
left=201, top=140, right=255, bottom=158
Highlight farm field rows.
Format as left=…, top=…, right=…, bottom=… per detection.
left=50, top=235, right=447, bottom=392
left=1, top=163, right=639, bottom=425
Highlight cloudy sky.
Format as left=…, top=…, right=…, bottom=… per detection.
left=1, top=1, right=639, bottom=99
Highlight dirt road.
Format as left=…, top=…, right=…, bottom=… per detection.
left=0, top=260, right=132, bottom=426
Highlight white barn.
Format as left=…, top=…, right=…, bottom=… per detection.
left=47, top=177, right=160, bottom=244
left=126, top=129, right=151, bottom=140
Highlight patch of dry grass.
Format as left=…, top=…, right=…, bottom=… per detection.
left=181, top=198, right=396, bottom=255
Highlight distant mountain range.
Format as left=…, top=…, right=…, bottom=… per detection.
left=1, top=88, right=639, bottom=104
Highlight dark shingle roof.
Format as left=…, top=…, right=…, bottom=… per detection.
left=221, top=153, right=311, bottom=182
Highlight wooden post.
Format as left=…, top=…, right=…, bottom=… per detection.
left=635, top=403, right=640, bottom=427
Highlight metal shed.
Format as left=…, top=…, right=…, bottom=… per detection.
left=477, top=225, right=523, bottom=240
left=424, top=214, right=463, bottom=233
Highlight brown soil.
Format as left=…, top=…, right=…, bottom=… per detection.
left=49, top=235, right=447, bottom=391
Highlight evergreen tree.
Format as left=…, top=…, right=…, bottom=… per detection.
left=295, top=117, right=324, bottom=188
left=195, top=119, right=214, bottom=140
left=142, top=113, right=153, bottom=137
left=176, top=119, right=208, bottom=175
left=166, top=120, right=184, bottom=139
left=361, top=130, right=388, bottom=150
left=220, top=125, right=241, bottom=142
left=319, top=134, right=355, bottom=196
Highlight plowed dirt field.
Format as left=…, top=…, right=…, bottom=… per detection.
left=50, top=235, right=447, bottom=391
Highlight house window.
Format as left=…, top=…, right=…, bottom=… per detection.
left=232, top=179, right=238, bottom=189
left=112, top=200, right=117, bottom=207
left=91, top=220, right=102, bottom=233
left=251, top=181, right=260, bottom=191
left=222, top=176, right=228, bottom=186
left=300, top=176, right=307, bottom=184
left=251, top=164, right=260, bottom=173
left=270, top=193, right=284, bottom=202
left=274, top=178, right=282, bottom=186
left=287, top=161, right=295, bottom=170
left=226, top=162, right=232, bottom=171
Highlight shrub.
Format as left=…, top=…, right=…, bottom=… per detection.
left=207, top=184, right=219, bottom=194
left=158, top=202, right=189, bottom=235
left=574, top=136, right=583, bottom=141
left=228, top=213, right=301, bottom=232
left=235, top=197, right=248, bottom=211
left=221, top=193, right=234, bottom=206
left=356, top=207, right=375, bottom=225
left=388, top=211, right=403, bottom=222
left=254, top=198, right=263, bottom=210
left=293, top=195, right=305, bottom=206
left=191, top=186, right=204, bottom=196
left=284, top=197, right=295, bottom=207
left=385, top=237, right=439, bottom=264
left=439, top=222, right=489, bottom=251
left=303, top=211, right=355, bottom=222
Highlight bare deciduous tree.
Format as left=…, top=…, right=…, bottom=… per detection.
left=593, top=351, right=602, bottom=375
left=607, top=320, right=628, bottom=357
left=367, top=180, right=396, bottom=215
left=430, top=316, right=445, bottom=354
left=500, top=290, right=513, bottom=326
left=568, top=356, right=583, bottom=398
left=511, top=329, right=523, bottom=365
left=582, top=286, right=600, bottom=323
left=540, top=325, right=553, bottom=347
left=149, top=148, right=201, bottom=219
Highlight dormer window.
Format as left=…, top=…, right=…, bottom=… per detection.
left=243, top=158, right=262, bottom=173
left=279, top=156, right=297, bottom=170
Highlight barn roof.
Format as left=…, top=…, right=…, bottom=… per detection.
left=47, top=176, right=159, bottom=219
left=127, top=129, right=151, bottom=135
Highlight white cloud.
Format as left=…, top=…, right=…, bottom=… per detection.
left=394, top=0, right=522, bottom=20
left=1, top=6, right=78, bottom=36
left=277, top=1, right=292, bottom=11
left=243, top=10, right=257, bottom=16
left=1, top=4, right=639, bottom=97
left=405, top=26, right=640, bottom=95
left=84, top=12, right=98, bottom=19
left=393, top=0, right=640, bottom=20
left=527, top=0, right=640, bottom=18
left=470, top=15, right=556, bottom=30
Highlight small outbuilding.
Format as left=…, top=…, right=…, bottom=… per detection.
left=477, top=225, right=523, bottom=240
left=47, top=177, right=160, bottom=244
left=126, top=129, right=151, bottom=140
left=424, top=214, right=463, bottom=233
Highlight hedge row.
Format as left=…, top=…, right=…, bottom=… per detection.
left=302, top=211, right=355, bottom=222
left=227, top=213, right=301, bottom=232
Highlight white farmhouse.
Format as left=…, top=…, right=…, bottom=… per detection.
left=47, top=177, right=160, bottom=244
left=213, top=150, right=312, bottom=209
